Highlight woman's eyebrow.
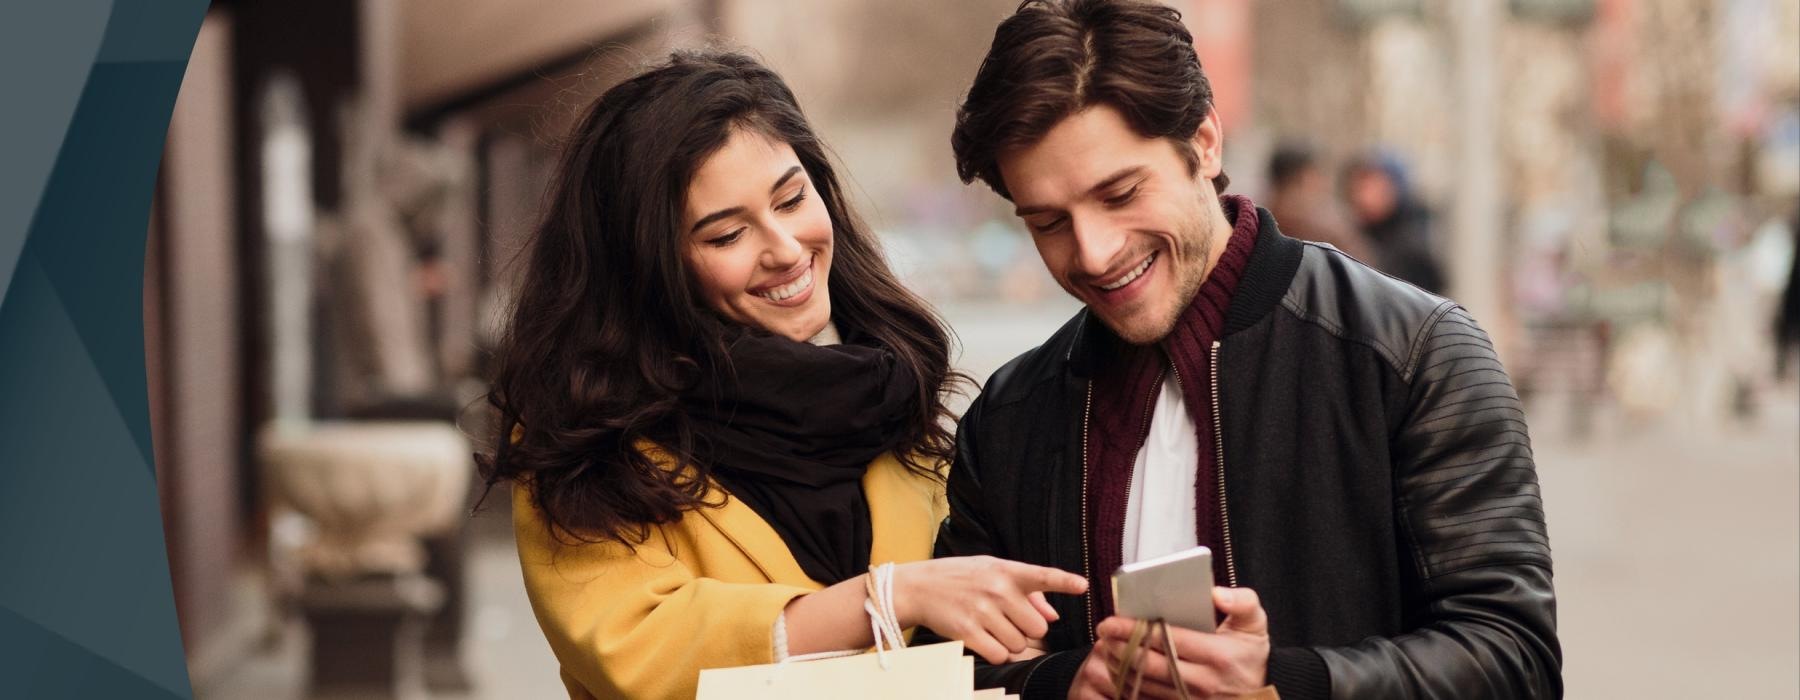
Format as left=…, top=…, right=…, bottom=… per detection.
left=689, top=206, right=746, bottom=235
left=690, top=166, right=805, bottom=234
left=770, top=165, right=802, bottom=194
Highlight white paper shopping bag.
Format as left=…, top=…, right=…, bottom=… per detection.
left=696, top=641, right=974, bottom=699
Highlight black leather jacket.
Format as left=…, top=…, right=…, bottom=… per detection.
left=930, top=209, right=1561, bottom=699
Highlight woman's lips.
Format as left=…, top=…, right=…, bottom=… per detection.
left=751, top=254, right=817, bottom=305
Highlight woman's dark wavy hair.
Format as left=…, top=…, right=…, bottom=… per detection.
left=479, top=50, right=965, bottom=544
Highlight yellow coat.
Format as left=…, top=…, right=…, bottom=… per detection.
left=513, top=451, right=947, bottom=700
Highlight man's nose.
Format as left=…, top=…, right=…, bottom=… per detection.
left=1069, top=215, right=1126, bottom=279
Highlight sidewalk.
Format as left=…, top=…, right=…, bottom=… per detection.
left=1536, top=385, right=1800, bottom=698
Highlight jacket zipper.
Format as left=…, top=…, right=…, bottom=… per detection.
left=1084, top=367, right=1166, bottom=644
left=1211, top=340, right=1238, bottom=587
left=1080, top=381, right=1095, bottom=643
left=1079, top=342, right=1237, bottom=640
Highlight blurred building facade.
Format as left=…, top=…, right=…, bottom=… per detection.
left=146, top=0, right=1798, bottom=696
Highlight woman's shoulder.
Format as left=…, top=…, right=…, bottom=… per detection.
left=867, top=450, right=946, bottom=479
left=865, top=452, right=948, bottom=514
left=509, top=469, right=694, bottom=569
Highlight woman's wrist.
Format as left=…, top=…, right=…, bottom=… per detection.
left=888, top=561, right=921, bottom=628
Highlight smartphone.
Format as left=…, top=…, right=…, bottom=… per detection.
left=1110, top=545, right=1215, bottom=632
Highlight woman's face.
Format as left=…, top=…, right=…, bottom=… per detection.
left=682, top=128, right=835, bottom=342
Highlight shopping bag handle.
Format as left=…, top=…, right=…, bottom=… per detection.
left=1111, top=618, right=1192, bottom=700
left=768, top=562, right=907, bottom=682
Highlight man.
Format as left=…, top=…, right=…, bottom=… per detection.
left=1342, top=151, right=1448, bottom=294
left=931, top=1, right=1561, bottom=698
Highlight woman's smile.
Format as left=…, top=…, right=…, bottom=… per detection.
left=751, top=254, right=817, bottom=305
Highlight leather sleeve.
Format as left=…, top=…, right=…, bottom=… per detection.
left=1315, top=305, right=1563, bottom=699
left=919, top=393, right=1084, bottom=698
left=933, top=391, right=1002, bottom=563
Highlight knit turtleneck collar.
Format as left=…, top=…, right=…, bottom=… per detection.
left=1163, top=194, right=1259, bottom=365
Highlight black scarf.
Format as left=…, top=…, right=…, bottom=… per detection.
left=679, top=328, right=918, bottom=584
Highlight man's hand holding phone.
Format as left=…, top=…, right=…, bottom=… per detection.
left=1069, top=587, right=1271, bottom=700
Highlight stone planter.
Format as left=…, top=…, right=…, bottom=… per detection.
left=258, top=420, right=472, bottom=699
left=260, top=421, right=471, bottom=578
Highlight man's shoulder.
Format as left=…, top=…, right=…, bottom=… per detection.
left=1279, top=242, right=1459, bottom=380
left=976, top=308, right=1087, bottom=410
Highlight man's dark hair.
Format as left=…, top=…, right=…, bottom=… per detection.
left=951, top=0, right=1227, bottom=200
left=1267, top=142, right=1318, bottom=192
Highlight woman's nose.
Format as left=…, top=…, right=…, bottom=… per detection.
left=760, top=222, right=806, bottom=269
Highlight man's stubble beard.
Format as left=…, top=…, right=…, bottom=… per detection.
left=1112, top=195, right=1216, bottom=346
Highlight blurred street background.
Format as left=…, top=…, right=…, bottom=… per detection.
left=148, top=0, right=1800, bottom=698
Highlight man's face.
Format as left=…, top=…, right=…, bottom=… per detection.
left=998, top=105, right=1227, bottom=345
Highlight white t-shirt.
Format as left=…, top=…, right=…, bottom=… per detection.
left=1122, top=372, right=1200, bottom=564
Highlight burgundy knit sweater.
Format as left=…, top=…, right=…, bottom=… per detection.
left=1084, top=195, right=1260, bottom=626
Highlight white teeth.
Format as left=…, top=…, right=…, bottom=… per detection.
left=757, top=266, right=813, bottom=302
left=1099, top=253, right=1155, bottom=291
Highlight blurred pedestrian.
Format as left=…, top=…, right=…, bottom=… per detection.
left=1343, top=151, right=1448, bottom=294
left=1266, top=142, right=1376, bottom=263
left=1777, top=209, right=1800, bottom=379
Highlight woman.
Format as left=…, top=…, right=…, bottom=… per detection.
left=480, top=50, right=1085, bottom=700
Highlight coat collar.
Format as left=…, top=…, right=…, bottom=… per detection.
left=695, top=452, right=943, bottom=588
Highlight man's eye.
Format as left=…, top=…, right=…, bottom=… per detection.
left=1104, top=186, right=1139, bottom=207
left=1031, top=217, right=1068, bottom=234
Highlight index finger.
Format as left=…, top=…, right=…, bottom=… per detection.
left=1007, top=561, right=1089, bottom=595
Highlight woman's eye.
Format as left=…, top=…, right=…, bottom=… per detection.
left=776, top=188, right=808, bottom=212
left=705, top=228, right=745, bottom=247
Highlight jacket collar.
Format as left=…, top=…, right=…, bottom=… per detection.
left=1066, top=202, right=1304, bottom=378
